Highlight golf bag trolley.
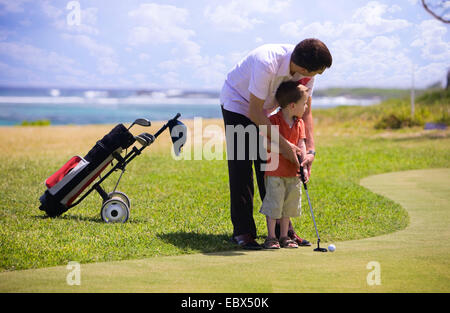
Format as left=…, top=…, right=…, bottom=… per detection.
left=39, top=113, right=187, bottom=223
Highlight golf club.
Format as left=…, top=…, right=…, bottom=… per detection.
left=127, top=118, right=151, bottom=130
left=298, top=155, right=327, bottom=252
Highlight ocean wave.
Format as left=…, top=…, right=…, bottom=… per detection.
left=0, top=96, right=221, bottom=106
left=0, top=95, right=380, bottom=107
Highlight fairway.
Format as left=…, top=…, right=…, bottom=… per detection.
left=1, top=168, right=448, bottom=292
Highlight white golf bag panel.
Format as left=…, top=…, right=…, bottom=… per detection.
left=47, top=156, right=89, bottom=196
left=61, top=148, right=121, bottom=207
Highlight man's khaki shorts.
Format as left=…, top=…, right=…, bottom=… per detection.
left=260, top=176, right=302, bottom=219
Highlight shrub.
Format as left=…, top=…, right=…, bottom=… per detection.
left=20, top=119, right=51, bottom=126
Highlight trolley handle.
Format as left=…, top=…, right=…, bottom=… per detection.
left=153, top=113, right=181, bottom=139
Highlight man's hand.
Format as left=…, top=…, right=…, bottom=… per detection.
left=300, top=153, right=314, bottom=178
left=297, top=154, right=310, bottom=183
left=302, top=95, right=315, bottom=178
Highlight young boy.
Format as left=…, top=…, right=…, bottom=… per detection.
left=260, top=81, right=310, bottom=249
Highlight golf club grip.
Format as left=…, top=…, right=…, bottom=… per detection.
left=297, top=154, right=307, bottom=184
left=153, top=113, right=182, bottom=139
left=300, top=166, right=307, bottom=184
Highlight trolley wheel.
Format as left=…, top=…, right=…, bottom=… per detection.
left=100, top=198, right=130, bottom=223
left=107, top=191, right=131, bottom=209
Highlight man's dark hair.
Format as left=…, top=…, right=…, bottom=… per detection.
left=275, top=81, right=305, bottom=109
left=291, top=38, right=332, bottom=72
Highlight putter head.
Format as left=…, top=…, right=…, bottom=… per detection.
left=168, top=117, right=187, bottom=156
left=314, top=239, right=328, bottom=252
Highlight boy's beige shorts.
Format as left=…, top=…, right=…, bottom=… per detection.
left=260, top=176, right=302, bottom=219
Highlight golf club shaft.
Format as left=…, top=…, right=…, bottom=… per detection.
left=303, top=186, right=320, bottom=241
left=298, top=155, right=322, bottom=242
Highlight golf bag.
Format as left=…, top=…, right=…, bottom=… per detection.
left=39, top=124, right=135, bottom=217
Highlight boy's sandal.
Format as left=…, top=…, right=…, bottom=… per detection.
left=280, top=236, right=298, bottom=248
left=263, top=237, right=280, bottom=249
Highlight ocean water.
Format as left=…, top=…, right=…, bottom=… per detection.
left=0, top=87, right=380, bottom=126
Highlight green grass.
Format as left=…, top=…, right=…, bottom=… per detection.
left=313, top=88, right=450, bottom=129
left=0, top=89, right=449, bottom=271
left=1, top=169, right=449, bottom=292
left=314, top=87, right=414, bottom=99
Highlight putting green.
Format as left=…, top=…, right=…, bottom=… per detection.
left=1, top=169, right=449, bottom=292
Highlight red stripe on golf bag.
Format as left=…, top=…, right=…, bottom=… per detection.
left=66, top=162, right=110, bottom=207
left=45, top=156, right=83, bottom=189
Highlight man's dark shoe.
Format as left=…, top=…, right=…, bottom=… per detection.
left=288, top=230, right=311, bottom=247
left=232, top=233, right=262, bottom=250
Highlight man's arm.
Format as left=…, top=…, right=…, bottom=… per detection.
left=248, top=93, right=300, bottom=167
left=301, top=96, right=315, bottom=175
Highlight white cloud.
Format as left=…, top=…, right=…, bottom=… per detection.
left=204, top=0, right=291, bottom=32
left=281, top=1, right=411, bottom=39
left=0, top=0, right=30, bottom=14
left=411, top=19, right=450, bottom=61
left=322, top=35, right=413, bottom=88
left=62, top=34, right=122, bottom=75
left=126, top=3, right=231, bottom=88
left=0, top=41, right=84, bottom=76
left=138, top=53, right=150, bottom=61
left=278, top=1, right=419, bottom=88
left=415, top=62, right=448, bottom=87
left=128, top=3, right=194, bottom=45
left=352, top=1, right=410, bottom=36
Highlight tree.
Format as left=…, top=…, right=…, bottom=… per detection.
left=421, top=0, right=450, bottom=23
left=421, top=1, right=450, bottom=88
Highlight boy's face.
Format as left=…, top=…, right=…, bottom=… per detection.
left=291, top=63, right=326, bottom=77
left=291, top=85, right=309, bottom=118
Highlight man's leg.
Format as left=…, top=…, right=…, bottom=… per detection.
left=227, top=158, right=256, bottom=238
left=222, top=106, right=260, bottom=248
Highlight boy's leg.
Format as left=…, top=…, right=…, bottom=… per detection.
left=283, top=177, right=311, bottom=246
left=279, top=216, right=298, bottom=248
left=279, top=217, right=291, bottom=239
left=266, top=216, right=277, bottom=239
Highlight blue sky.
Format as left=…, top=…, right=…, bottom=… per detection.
left=0, top=0, right=449, bottom=90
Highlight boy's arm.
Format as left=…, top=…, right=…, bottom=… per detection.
left=248, top=93, right=301, bottom=167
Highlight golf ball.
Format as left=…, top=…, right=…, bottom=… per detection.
left=328, top=244, right=336, bottom=252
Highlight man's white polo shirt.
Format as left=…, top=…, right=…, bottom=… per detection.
left=220, top=44, right=315, bottom=117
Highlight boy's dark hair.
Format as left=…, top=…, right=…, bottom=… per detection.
left=275, top=81, right=305, bottom=109
left=291, top=38, right=332, bottom=72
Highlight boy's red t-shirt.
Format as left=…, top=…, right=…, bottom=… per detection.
left=266, top=110, right=306, bottom=177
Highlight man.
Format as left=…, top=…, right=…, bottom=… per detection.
left=221, top=38, right=332, bottom=249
